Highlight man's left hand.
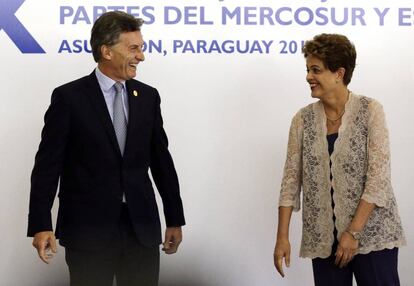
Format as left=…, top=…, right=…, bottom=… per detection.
left=162, top=227, right=182, bottom=254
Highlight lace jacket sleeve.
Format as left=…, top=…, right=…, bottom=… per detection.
left=361, top=100, right=393, bottom=208
left=278, top=111, right=303, bottom=211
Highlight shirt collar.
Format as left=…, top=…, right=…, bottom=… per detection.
left=95, top=67, right=127, bottom=93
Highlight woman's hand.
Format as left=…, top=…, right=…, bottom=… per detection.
left=335, top=231, right=358, bottom=268
left=274, top=238, right=291, bottom=277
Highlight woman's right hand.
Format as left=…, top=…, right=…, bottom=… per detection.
left=273, top=238, right=291, bottom=277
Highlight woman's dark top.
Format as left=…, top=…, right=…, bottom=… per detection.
left=327, top=132, right=339, bottom=249
left=327, top=133, right=338, bottom=157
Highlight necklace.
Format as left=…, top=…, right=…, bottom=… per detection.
left=325, top=90, right=349, bottom=125
left=326, top=108, right=345, bottom=124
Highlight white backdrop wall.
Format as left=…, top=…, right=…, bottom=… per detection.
left=0, top=0, right=413, bottom=285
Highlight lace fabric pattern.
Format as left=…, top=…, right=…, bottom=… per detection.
left=278, top=93, right=406, bottom=259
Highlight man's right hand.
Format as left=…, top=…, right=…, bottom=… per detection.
left=32, top=231, right=57, bottom=264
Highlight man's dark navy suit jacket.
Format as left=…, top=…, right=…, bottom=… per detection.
left=27, top=71, right=185, bottom=250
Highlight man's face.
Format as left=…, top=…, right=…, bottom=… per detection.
left=106, top=31, right=145, bottom=81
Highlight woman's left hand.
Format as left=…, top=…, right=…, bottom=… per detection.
left=335, top=232, right=358, bottom=268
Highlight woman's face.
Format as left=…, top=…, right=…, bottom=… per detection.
left=305, top=55, right=341, bottom=99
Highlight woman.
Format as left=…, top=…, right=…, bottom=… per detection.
left=274, top=34, right=405, bottom=285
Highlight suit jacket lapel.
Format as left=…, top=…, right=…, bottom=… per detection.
left=85, top=72, right=122, bottom=157
left=124, top=80, right=145, bottom=158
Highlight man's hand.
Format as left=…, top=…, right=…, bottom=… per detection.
left=274, top=238, right=291, bottom=277
left=335, top=231, right=358, bottom=268
left=162, top=227, right=182, bottom=254
left=32, top=231, right=57, bottom=264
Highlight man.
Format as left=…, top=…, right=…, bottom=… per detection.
left=27, top=11, right=185, bottom=286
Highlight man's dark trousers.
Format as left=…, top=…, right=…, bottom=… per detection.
left=65, top=204, right=160, bottom=286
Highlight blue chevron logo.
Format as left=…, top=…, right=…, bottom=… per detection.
left=0, top=0, right=45, bottom=53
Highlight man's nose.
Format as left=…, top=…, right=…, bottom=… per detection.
left=136, top=50, right=145, bottom=62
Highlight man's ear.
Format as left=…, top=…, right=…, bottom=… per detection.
left=101, top=45, right=112, bottom=60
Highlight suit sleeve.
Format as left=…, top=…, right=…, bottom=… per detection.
left=27, top=88, right=70, bottom=236
left=150, top=89, right=185, bottom=227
